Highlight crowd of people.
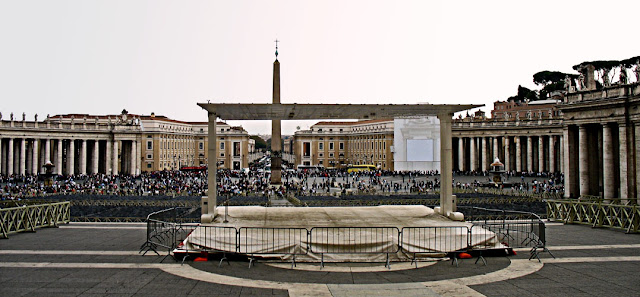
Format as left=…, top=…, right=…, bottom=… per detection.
left=0, top=170, right=208, bottom=199
left=0, top=167, right=564, bottom=201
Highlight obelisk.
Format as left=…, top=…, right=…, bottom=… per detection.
left=270, top=40, right=282, bottom=184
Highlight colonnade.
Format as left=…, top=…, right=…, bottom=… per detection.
left=453, top=135, right=562, bottom=174
left=563, top=122, right=639, bottom=201
left=0, top=137, right=139, bottom=176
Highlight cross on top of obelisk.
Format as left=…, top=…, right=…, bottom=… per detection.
left=274, top=39, right=279, bottom=58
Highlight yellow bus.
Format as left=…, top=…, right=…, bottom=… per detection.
left=347, top=164, right=376, bottom=173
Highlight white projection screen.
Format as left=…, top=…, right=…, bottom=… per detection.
left=406, top=139, right=433, bottom=161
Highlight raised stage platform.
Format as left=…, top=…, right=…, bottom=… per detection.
left=177, top=205, right=502, bottom=263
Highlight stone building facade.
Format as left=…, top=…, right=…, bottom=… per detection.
left=452, top=115, right=563, bottom=174
left=292, top=115, right=564, bottom=175
left=293, top=119, right=393, bottom=170
left=560, top=84, right=639, bottom=201
left=0, top=111, right=253, bottom=175
left=139, top=113, right=252, bottom=171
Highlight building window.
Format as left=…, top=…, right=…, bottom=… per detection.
left=303, top=142, right=311, bottom=157
left=220, top=142, right=225, bottom=150
left=220, top=153, right=225, bottom=157
left=319, top=153, right=324, bottom=157
left=319, top=143, right=324, bottom=150
left=147, top=154, right=152, bottom=159
left=329, top=142, right=334, bottom=150
left=329, top=153, right=334, bottom=157
left=233, top=142, right=240, bottom=157
left=147, top=141, right=152, bottom=150
left=199, top=142, right=204, bottom=150
left=147, top=163, right=152, bottom=168
left=339, top=142, right=344, bottom=150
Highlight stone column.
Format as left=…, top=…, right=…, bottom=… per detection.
left=0, top=138, right=3, bottom=175
left=111, top=139, right=119, bottom=175
left=19, top=138, right=26, bottom=175
left=106, top=140, right=112, bottom=175
left=493, top=137, right=499, bottom=161
left=559, top=135, right=564, bottom=174
left=504, top=136, right=511, bottom=171
left=80, top=139, right=87, bottom=175
left=603, top=124, right=615, bottom=200
left=93, top=141, right=99, bottom=174
left=636, top=124, right=640, bottom=202
left=130, top=140, right=137, bottom=175
left=204, top=112, right=218, bottom=222
left=481, top=137, right=488, bottom=172
left=136, top=140, right=142, bottom=175
left=270, top=58, right=282, bottom=184
left=549, top=136, right=555, bottom=173
left=31, top=139, right=38, bottom=175
left=527, top=136, right=533, bottom=173
left=579, top=125, right=589, bottom=197
left=515, top=137, right=521, bottom=172
left=438, top=113, right=454, bottom=216
left=563, top=128, right=572, bottom=198
left=619, top=124, right=630, bottom=201
left=112, top=140, right=119, bottom=175
left=8, top=138, right=14, bottom=175
left=458, top=137, right=464, bottom=171
left=57, top=140, right=63, bottom=175
left=44, top=139, right=51, bottom=174
left=68, top=140, right=75, bottom=175
left=538, top=136, right=545, bottom=173
left=469, top=137, right=476, bottom=171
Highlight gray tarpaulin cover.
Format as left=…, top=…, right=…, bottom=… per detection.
left=182, top=205, right=501, bottom=262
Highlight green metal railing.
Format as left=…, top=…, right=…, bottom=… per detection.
left=0, top=201, right=71, bottom=239
left=546, top=199, right=640, bottom=233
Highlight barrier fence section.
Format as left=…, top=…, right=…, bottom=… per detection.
left=0, top=201, right=70, bottom=239
left=141, top=207, right=551, bottom=266
left=547, top=199, right=640, bottom=233
left=140, top=207, right=193, bottom=259
left=401, top=226, right=469, bottom=267
left=239, top=227, right=308, bottom=267
left=309, top=227, right=400, bottom=267
left=463, top=206, right=553, bottom=261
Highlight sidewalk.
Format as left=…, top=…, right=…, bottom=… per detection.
left=1, top=222, right=639, bottom=296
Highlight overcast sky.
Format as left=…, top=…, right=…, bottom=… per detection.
left=1, top=0, right=638, bottom=135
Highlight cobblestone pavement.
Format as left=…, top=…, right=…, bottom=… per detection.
left=1, top=222, right=638, bottom=296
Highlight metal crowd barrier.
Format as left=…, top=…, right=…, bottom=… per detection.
left=0, top=201, right=70, bottom=239
left=309, top=227, right=400, bottom=268
left=463, top=206, right=554, bottom=262
left=239, top=227, right=308, bottom=268
left=141, top=207, right=551, bottom=267
left=140, top=207, right=192, bottom=260
left=547, top=199, right=640, bottom=233
left=401, top=226, right=469, bottom=267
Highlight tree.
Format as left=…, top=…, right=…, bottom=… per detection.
left=507, top=85, right=538, bottom=102
left=251, top=136, right=267, bottom=150
left=533, top=71, right=577, bottom=87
